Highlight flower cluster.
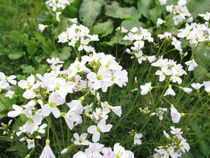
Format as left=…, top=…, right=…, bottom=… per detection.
left=140, top=106, right=168, bottom=121
left=158, top=32, right=183, bottom=52
left=199, top=12, right=210, bottom=21
left=7, top=51, right=128, bottom=154
left=166, top=0, right=193, bottom=25
left=73, top=143, right=134, bottom=158
left=178, top=22, right=210, bottom=45
left=58, top=23, right=99, bottom=53
left=0, top=72, right=16, bottom=98
left=46, top=0, right=70, bottom=12
left=153, top=127, right=190, bottom=158
left=123, top=27, right=156, bottom=64
left=151, top=57, right=187, bottom=96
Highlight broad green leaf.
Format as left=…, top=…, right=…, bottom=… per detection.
left=121, top=19, right=146, bottom=30
left=93, top=20, right=114, bottom=37
left=105, top=2, right=141, bottom=20
left=199, top=141, right=210, bottom=157
left=137, top=0, right=154, bottom=18
left=187, top=0, right=210, bottom=18
left=8, top=51, right=25, bottom=60
left=79, top=0, right=105, bottom=27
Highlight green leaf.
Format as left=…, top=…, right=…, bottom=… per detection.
left=124, top=0, right=135, bottom=4
left=27, top=41, right=38, bottom=55
left=121, top=19, right=146, bottom=30
left=59, top=47, right=71, bottom=60
left=20, top=65, right=35, bottom=74
left=103, top=33, right=132, bottom=46
left=0, top=136, right=12, bottom=142
left=192, top=45, right=210, bottom=81
left=105, top=2, right=141, bottom=20
left=93, top=20, right=114, bottom=37
left=199, top=141, right=210, bottom=157
left=63, top=5, right=78, bottom=18
left=9, top=31, right=28, bottom=44
left=187, top=0, right=210, bottom=18
left=8, top=51, right=25, bottom=60
left=137, top=0, right=154, bottom=18
left=79, top=0, right=105, bottom=26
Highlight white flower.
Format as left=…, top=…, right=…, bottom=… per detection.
left=56, top=12, right=62, bottom=22
left=191, top=83, right=203, bottom=90
left=185, top=59, right=198, bottom=71
left=140, top=82, right=152, bottom=95
left=199, top=12, right=210, bottom=21
left=41, top=92, right=65, bottom=118
left=159, top=0, right=167, bottom=5
left=102, top=147, right=114, bottom=158
left=73, top=133, right=89, bottom=145
left=87, top=119, right=112, bottom=142
left=18, top=75, right=37, bottom=99
left=101, top=101, right=122, bottom=117
left=113, top=143, right=134, bottom=158
left=134, top=133, right=143, bottom=145
left=203, top=81, right=210, bottom=93
left=157, top=18, right=165, bottom=25
left=36, top=123, right=48, bottom=134
left=40, top=139, right=55, bottom=158
left=182, top=87, right=192, bottom=94
left=38, top=24, right=47, bottom=32
left=155, top=108, right=168, bottom=120
left=5, top=90, right=15, bottom=99
left=8, top=105, right=24, bottom=118
left=64, top=100, right=83, bottom=130
left=164, top=85, right=176, bottom=96
left=46, top=0, right=70, bottom=12
left=171, top=106, right=181, bottom=123
left=26, top=139, right=35, bottom=149
left=0, top=72, right=16, bottom=89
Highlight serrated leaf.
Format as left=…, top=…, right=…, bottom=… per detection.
left=79, top=0, right=104, bottom=26
left=93, top=20, right=114, bottom=37
left=105, top=2, right=141, bottom=20
left=121, top=19, right=146, bottom=30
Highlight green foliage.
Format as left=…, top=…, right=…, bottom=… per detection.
left=93, top=20, right=114, bottom=37
left=79, top=0, right=105, bottom=27
left=0, top=0, right=210, bottom=157
left=105, top=1, right=141, bottom=20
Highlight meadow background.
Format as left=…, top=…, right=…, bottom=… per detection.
left=0, top=0, right=209, bottom=157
